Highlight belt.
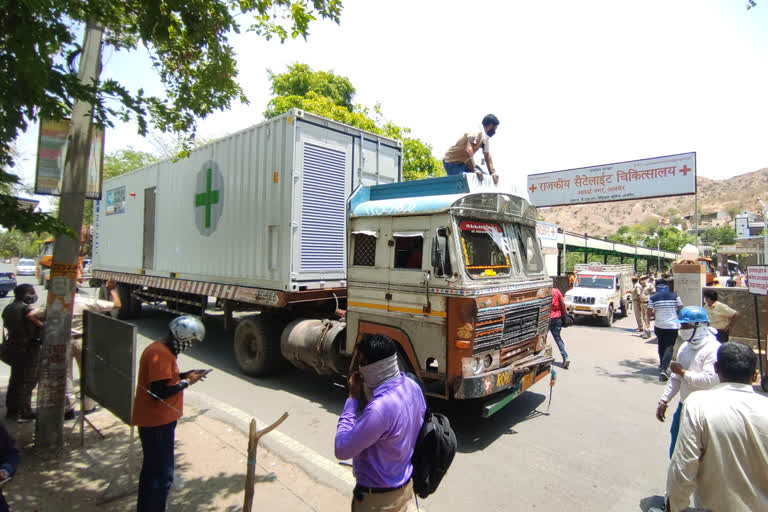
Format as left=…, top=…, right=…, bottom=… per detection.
left=353, top=480, right=409, bottom=500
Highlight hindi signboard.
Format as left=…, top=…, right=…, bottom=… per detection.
left=748, top=266, right=768, bottom=296
left=34, top=118, right=104, bottom=200
left=536, top=221, right=559, bottom=241
left=527, top=152, right=696, bottom=207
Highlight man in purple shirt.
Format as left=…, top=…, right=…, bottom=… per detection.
left=335, top=335, right=427, bottom=512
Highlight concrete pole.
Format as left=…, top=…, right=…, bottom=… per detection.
left=35, top=23, right=104, bottom=452
left=759, top=198, right=768, bottom=266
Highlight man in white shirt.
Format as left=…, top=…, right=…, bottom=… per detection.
left=65, top=279, right=122, bottom=419
left=442, top=114, right=500, bottom=184
left=655, top=306, right=719, bottom=458
left=663, top=342, right=768, bottom=512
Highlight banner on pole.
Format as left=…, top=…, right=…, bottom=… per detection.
left=527, top=152, right=696, bottom=207
left=34, top=118, right=104, bottom=200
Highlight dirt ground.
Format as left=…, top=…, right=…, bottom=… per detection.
left=3, top=405, right=348, bottom=511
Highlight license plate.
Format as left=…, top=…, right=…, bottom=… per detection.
left=575, top=306, right=591, bottom=311
left=521, top=371, right=534, bottom=390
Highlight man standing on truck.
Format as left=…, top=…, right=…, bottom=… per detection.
left=648, top=280, right=683, bottom=381
left=442, top=114, right=500, bottom=184
left=335, top=334, right=426, bottom=512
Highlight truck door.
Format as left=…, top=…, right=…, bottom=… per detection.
left=143, top=187, right=156, bottom=269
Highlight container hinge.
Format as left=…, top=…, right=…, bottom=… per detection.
left=385, top=293, right=392, bottom=301
left=292, top=170, right=301, bottom=179
left=291, top=221, right=299, bottom=229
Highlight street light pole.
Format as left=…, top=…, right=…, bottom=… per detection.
left=657, top=239, right=661, bottom=273
left=759, top=198, right=768, bottom=265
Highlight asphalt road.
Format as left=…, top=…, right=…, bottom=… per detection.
left=1, top=272, right=673, bottom=511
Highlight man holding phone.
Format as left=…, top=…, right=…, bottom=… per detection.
left=132, top=316, right=209, bottom=512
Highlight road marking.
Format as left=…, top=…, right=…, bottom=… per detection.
left=187, top=389, right=356, bottom=488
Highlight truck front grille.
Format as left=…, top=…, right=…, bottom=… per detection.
left=474, top=297, right=551, bottom=358
left=573, top=296, right=595, bottom=305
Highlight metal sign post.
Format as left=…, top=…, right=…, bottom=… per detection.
left=746, top=266, right=768, bottom=391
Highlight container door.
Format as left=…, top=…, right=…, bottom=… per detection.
left=296, top=140, right=349, bottom=282
left=142, top=187, right=156, bottom=269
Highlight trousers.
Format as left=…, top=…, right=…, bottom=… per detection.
left=5, top=341, right=40, bottom=416
left=65, top=337, right=96, bottom=411
left=351, top=479, right=417, bottom=512
left=655, top=327, right=678, bottom=371
left=138, top=421, right=177, bottom=512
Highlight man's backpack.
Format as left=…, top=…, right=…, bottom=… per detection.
left=411, top=408, right=457, bottom=499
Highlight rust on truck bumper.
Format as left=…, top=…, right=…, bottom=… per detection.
left=453, top=350, right=554, bottom=400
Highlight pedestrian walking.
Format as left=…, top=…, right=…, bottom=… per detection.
left=702, top=290, right=738, bottom=343
left=655, top=306, right=719, bottom=458
left=335, top=334, right=426, bottom=512
left=548, top=287, right=570, bottom=369
left=639, top=276, right=655, bottom=338
left=0, top=421, right=20, bottom=512
left=648, top=280, right=682, bottom=380
left=65, top=279, right=122, bottom=419
left=662, top=342, right=768, bottom=512
left=442, top=114, right=500, bottom=184
left=132, top=316, right=209, bottom=512
left=1, top=284, right=45, bottom=422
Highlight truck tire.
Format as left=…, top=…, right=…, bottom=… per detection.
left=115, top=283, right=136, bottom=319
left=234, top=315, right=285, bottom=377
left=603, top=305, right=614, bottom=327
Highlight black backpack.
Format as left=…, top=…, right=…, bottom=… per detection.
left=411, top=408, right=457, bottom=499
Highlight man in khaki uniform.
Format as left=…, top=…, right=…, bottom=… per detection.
left=703, top=290, right=739, bottom=342
left=639, top=276, right=655, bottom=338
left=632, top=276, right=644, bottom=333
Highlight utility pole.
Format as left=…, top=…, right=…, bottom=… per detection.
left=758, top=198, right=767, bottom=266
left=35, top=23, right=104, bottom=451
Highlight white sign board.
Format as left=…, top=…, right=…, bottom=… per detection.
left=748, top=266, right=768, bottom=296
left=536, top=222, right=559, bottom=241
left=527, top=152, right=696, bottom=207
left=718, top=245, right=760, bottom=255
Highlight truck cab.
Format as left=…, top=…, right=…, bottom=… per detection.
left=564, top=264, right=633, bottom=326
left=344, top=175, right=554, bottom=417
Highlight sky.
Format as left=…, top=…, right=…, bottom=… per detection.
left=12, top=0, right=768, bottom=211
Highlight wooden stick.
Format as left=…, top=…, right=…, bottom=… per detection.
left=243, top=413, right=289, bottom=512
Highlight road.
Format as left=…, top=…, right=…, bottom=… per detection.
left=1, top=271, right=672, bottom=512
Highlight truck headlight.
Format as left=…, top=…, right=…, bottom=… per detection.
left=471, top=357, right=482, bottom=374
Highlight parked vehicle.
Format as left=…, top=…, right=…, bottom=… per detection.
left=15, top=258, right=36, bottom=276
left=0, top=271, right=17, bottom=298
left=92, top=110, right=553, bottom=416
left=35, top=228, right=89, bottom=287
left=564, top=264, right=634, bottom=326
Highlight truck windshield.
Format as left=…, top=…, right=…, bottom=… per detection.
left=575, top=274, right=615, bottom=289
left=459, top=220, right=511, bottom=278
left=512, top=225, right=545, bottom=275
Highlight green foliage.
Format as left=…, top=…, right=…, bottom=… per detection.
left=643, top=226, right=695, bottom=253
left=0, top=229, right=48, bottom=259
left=264, top=64, right=444, bottom=180
left=0, top=0, right=342, bottom=234
left=702, top=225, right=737, bottom=247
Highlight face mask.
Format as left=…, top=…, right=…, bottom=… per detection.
left=679, top=328, right=694, bottom=342
left=22, top=294, right=37, bottom=305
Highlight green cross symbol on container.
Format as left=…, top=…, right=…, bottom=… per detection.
left=195, top=167, right=220, bottom=229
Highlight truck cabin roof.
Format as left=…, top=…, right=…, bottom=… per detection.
left=349, top=174, right=536, bottom=223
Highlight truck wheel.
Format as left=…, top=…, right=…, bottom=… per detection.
left=603, top=305, right=614, bottom=327
left=234, top=315, right=285, bottom=377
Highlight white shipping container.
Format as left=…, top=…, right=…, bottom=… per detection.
left=93, top=110, right=402, bottom=292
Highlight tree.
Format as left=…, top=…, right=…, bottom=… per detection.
left=644, top=226, right=694, bottom=253
left=0, top=0, right=343, bottom=234
left=0, top=229, right=47, bottom=259
left=264, top=64, right=444, bottom=180
left=702, top=225, right=737, bottom=246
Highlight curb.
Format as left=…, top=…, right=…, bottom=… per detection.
left=185, top=388, right=355, bottom=495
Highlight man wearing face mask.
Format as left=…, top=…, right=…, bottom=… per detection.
left=335, top=335, right=426, bottom=512
left=1, top=284, right=45, bottom=422
left=442, top=114, right=500, bottom=184
left=132, top=315, right=209, bottom=512
left=655, top=306, right=720, bottom=458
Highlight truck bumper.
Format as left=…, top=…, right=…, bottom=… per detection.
left=567, top=305, right=607, bottom=317
left=454, top=351, right=554, bottom=408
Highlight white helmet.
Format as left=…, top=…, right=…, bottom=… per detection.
left=169, top=316, right=205, bottom=344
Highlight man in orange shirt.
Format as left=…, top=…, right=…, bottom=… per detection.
left=132, top=316, right=208, bottom=512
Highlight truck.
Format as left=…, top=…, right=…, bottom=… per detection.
left=35, top=226, right=90, bottom=287
left=92, top=109, right=554, bottom=416
left=564, top=263, right=633, bottom=326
